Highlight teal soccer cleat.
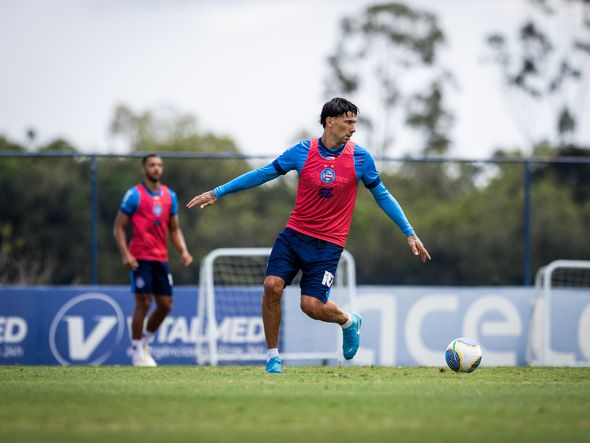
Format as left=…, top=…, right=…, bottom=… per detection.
left=342, top=313, right=362, bottom=360
left=265, top=356, right=282, bottom=373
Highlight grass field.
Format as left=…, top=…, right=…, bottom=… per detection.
left=1, top=366, right=589, bottom=443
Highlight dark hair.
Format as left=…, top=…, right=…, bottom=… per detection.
left=320, top=98, right=358, bottom=127
left=142, top=153, right=160, bottom=165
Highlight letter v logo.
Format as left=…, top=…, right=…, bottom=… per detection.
left=64, top=316, right=118, bottom=360
left=49, top=293, right=125, bottom=366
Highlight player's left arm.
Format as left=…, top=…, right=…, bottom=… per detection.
left=359, top=149, right=431, bottom=263
left=169, top=215, right=193, bottom=266
left=369, top=183, right=431, bottom=263
left=168, top=190, right=193, bottom=266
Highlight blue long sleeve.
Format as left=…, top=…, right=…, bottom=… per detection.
left=369, top=182, right=414, bottom=236
left=213, top=163, right=281, bottom=198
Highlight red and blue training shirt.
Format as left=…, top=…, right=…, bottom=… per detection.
left=212, top=138, right=414, bottom=247
left=119, top=183, right=179, bottom=262
left=286, top=138, right=357, bottom=246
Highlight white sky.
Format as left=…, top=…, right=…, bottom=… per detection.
left=0, top=0, right=588, bottom=158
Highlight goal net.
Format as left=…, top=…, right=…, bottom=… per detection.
left=196, top=248, right=357, bottom=365
left=526, top=260, right=590, bottom=366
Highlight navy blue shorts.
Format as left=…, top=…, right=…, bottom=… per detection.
left=130, top=260, right=173, bottom=296
left=266, top=228, right=344, bottom=304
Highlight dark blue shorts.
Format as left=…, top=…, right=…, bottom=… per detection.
left=266, top=228, right=344, bottom=304
left=130, top=260, right=173, bottom=296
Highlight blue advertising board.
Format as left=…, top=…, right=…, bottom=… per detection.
left=0, top=287, right=202, bottom=365
left=1, top=286, right=589, bottom=366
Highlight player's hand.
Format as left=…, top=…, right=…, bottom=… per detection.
left=180, top=251, right=193, bottom=267
left=186, top=191, right=217, bottom=209
left=124, top=253, right=139, bottom=271
left=407, top=233, right=431, bottom=263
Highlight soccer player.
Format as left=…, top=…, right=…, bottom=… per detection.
left=187, top=98, right=430, bottom=373
left=114, top=154, right=193, bottom=366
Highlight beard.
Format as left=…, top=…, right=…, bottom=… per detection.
left=145, top=172, right=161, bottom=183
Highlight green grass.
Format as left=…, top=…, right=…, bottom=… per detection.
left=0, top=366, right=589, bottom=443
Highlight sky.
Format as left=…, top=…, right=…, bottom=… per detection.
left=1, top=0, right=588, bottom=158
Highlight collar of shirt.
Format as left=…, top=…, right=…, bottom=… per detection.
left=142, top=182, right=162, bottom=197
left=318, top=138, right=345, bottom=160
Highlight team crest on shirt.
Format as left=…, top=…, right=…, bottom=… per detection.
left=320, top=167, right=336, bottom=184
left=152, top=203, right=163, bottom=216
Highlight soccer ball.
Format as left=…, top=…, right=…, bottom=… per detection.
left=445, top=337, right=482, bottom=372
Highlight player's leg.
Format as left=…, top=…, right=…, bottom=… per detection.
left=263, top=229, right=301, bottom=373
left=142, top=261, right=173, bottom=366
left=299, top=296, right=348, bottom=324
left=298, top=238, right=362, bottom=360
left=262, top=276, right=285, bottom=350
left=130, top=260, right=155, bottom=366
left=262, top=275, right=285, bottom=373
left=146, top=295, right=172, bottom=334
left=300, top=295, right=362, bottom=361
left=132, top=293, right=152, bottom=340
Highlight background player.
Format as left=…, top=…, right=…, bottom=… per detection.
left=114, top=153, right=193, bottom=366
left=187, top=98, right=430, bottom=373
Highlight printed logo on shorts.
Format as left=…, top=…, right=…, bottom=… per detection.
left=135, top=276, right=145, bottom=289
left=322, top=271, right=334, bottom=288
left=320, top=167, right=336, bottom=184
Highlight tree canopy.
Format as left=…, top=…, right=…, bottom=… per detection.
left=485, top=0, right=590, bottom=147
left=324, top=2, right=453, bottom=157
left=1, top=105, right=588, bottom=285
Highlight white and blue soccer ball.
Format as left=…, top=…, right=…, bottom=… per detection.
left=445, top=337, right=482, bottom=373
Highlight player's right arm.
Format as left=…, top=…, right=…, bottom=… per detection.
left=358, top=148, right=431, bottom=263
left=187, top=141, right=308, bottom=209
left=113, top=188, right=139, bottom=270
left=113, top=211, right=138, bottom=270
left=186, top=165, right=280, bottom=209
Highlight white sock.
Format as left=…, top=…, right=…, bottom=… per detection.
left=267, top=348, right=279, bottom=361
left=131, top=339, right=143, bottom=356
left=143, top=330, right=155, bottom=344
left=341, top=313, right=353, bottom=329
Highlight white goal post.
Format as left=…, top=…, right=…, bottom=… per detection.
left=196, top=248, right=357, bottom=366
left=526, top=260, right=590, bottom=367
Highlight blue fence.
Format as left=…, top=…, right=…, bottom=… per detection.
left=1, top=150, right=590, bottom=286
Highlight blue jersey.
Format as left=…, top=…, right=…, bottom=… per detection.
left=213, top=139, right=414, bottom=236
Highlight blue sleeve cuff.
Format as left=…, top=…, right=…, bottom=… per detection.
left=365, top=177, right=381, bottom=190
left=272, top=159, right=287, bottom=175
left=119, top=207, right=134, bottom=216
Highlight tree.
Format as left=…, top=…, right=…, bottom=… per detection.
left=485, top=0, right=590, bottom=148
left=324, top=2, right=453, bottom=156
left=0, top=136, right=90, bottom=283
left=109, top=104, right=238, bottom=153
